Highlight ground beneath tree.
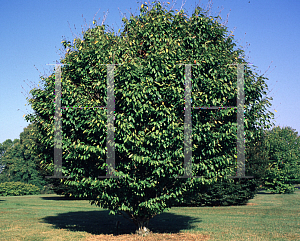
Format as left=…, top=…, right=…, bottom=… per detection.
left=84, top=231, right=211, bottom=240
left=83, top=202, right=259, bottom=240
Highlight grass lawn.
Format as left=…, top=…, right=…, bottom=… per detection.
left=0, top=186, right=299, bottom=240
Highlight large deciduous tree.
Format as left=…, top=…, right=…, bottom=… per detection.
left=25, top=1, right=273, bottom=235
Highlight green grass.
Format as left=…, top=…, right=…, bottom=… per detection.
left=0, top=186, right=299, bottom=240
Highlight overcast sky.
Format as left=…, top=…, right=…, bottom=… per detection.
left=1, top=0, right=299, bottom=144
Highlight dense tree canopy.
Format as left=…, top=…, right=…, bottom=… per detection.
left=0, top=124, right=49, bottom=190
left=0, top=138, right=19, bottom=173
left=25, top=1, right=274, bottom=235
left=260, top=126, right=300, bottom=194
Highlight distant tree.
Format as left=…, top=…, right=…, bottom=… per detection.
left=0, top=124, right=50, bottom=191
left=0, top=139, right=19, bottom=173
left=261, top=126, right=300, bottom=193
left=25, top=1, right=274, bottom=235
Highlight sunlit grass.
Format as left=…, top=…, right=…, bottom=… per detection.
left=0, top=186, right=299, bottom=240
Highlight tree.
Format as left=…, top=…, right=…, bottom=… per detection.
left=0, top=124, right=50, bottom=191
left=0, top=139, right=19, bottom=174
left=25, top=1, right=274, bottom=235
left=260, top=126, right=300, bottom=194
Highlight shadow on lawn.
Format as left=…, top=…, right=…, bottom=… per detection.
left=41, top=209, right=202, bottom=235
left=40, top=186, right=300, bottom=235
left=41, top=196, right=89, bottom=201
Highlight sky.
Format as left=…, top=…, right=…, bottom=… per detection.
left=0, top=0, right=299, bottom=145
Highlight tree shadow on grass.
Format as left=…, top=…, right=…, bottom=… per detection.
left=40, top=195, right=89, bottom=201
left=41, top=209, right=203, bottom=236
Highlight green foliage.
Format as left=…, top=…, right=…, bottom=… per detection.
left=49, top=179, right=89, bottom=199
left=39, top=184, right=56, bottom=194
left=0, top=138, right=19, bottom=173
left=25, top=1, right=274, bottom=233
left=179, top=131, right=271, bottom=206
left=0, top=181, right=40, bottom=196
left=260, top=126, right=300, bottom=194
left=0, top=124, right=51, bottom=192
left=0, top=139, right=19, bottom=156
left=176, top=179, right=257, bottom=207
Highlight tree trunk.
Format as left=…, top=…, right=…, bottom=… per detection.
left=133, top=217, right=150, bottom=236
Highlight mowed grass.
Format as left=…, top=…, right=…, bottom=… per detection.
left=0, top=186, right=299, bottom=241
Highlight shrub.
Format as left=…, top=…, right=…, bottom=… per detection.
left=262, top=167, right=295, bottom=194
left=176, top=178, right=262, bottom=207
left=39, top=184, right=56, bottom=194
left=0, top=181, right=40, bottom=196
